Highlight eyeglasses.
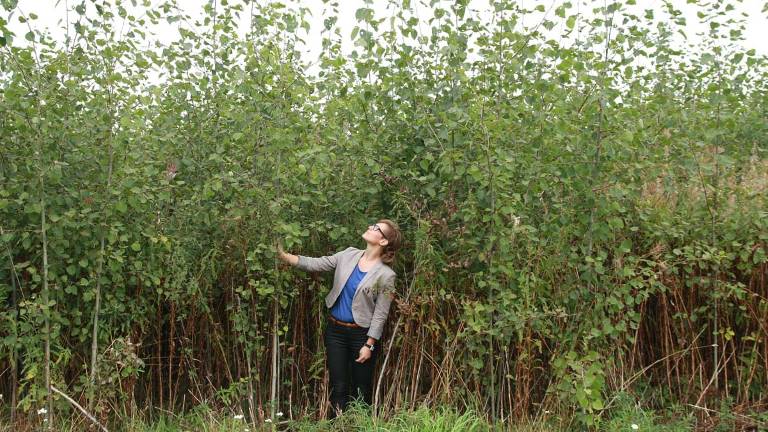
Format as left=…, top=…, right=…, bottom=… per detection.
left=369, top=224, right=389, bottom=240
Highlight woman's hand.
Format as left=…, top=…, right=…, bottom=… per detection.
left=355, top=345, right=372, bottom=363
left=275, top=242, right=298, bottom=266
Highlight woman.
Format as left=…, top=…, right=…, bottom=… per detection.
left=277, top=219, right=402, bottom=418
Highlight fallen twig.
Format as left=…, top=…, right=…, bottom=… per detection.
left=50, top=385, right=109, bottom=432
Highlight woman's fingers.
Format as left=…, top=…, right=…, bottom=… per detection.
left=275, top=242, right=287, bottom=260
left=356, top=347, right=370, bottom=363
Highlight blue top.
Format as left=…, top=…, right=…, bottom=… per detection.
left=330, top=263, right=367, bottom=323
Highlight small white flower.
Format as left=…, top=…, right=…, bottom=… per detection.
left=37, top=408, right=47, bottom=415
left=631, top=424, right=639, bottom=430
left=233, top=414, right=244, bottom=420
left=544, top=410, right=551, bottom=414
left=265, top=418, right=272, bottom=423
left=276, top=411, right=283, bottom=417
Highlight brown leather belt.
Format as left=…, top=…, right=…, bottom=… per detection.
left=328, top=315, right=361, bottom=328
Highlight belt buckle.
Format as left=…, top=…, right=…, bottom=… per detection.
left=330, top=315, right=357, bottom=328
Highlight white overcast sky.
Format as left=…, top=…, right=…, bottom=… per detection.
left=6, top=0, right=768, bottom=75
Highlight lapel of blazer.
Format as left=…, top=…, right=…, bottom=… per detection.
left=354, top=257, right=382, bottom=300
left=337, top=250, right=363, bottom=293
left=339, top=249, right=382, bottom=300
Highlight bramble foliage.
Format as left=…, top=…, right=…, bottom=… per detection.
left=0, top=0, right=766, bottom=430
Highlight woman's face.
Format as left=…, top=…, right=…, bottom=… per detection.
left=362, top=222, right=390, bottom=247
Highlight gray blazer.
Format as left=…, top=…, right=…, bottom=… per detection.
left=294, top=247, right=396, bottom=340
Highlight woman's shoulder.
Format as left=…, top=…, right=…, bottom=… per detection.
left=335, top=246, right=360, bottom=256
left=333, top=247, right=362, bottom=263
left=379, top=263, right=396, bottom=278
left=337, top=247, right=396, bottom=277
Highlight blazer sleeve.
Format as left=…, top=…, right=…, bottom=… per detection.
left=367, top=272, right=396, bottom=340
left=294, top=247, right=355, bottom=272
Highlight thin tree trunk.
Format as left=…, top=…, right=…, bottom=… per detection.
left=89, top=83, right=115, bottom=411
left=40, top=176, right=53, bottom=429
left=2, top=226, right=21, bottom=423
left=270, top=297, right=279, bottom=427
left=168, top=302, right=176, bottom=408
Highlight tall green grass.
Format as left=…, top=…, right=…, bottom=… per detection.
left=6, top=402, right=761, bottom=431
left=12, top=404, right=556, bottom=432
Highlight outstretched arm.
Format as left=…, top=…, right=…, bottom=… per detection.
left=278, top=244, right=352, bottom=272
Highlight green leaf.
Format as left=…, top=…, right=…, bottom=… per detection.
left=591, top=398, right=604, bottom=410
left=355, top=8, right=373, bottom=21
left=566, top=15, right=576, bottom=30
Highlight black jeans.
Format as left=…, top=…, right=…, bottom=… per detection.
left=323, top=319, right=378, bottom=418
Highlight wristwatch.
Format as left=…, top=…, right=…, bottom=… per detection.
left=364, top=343, right=375, bottom=352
